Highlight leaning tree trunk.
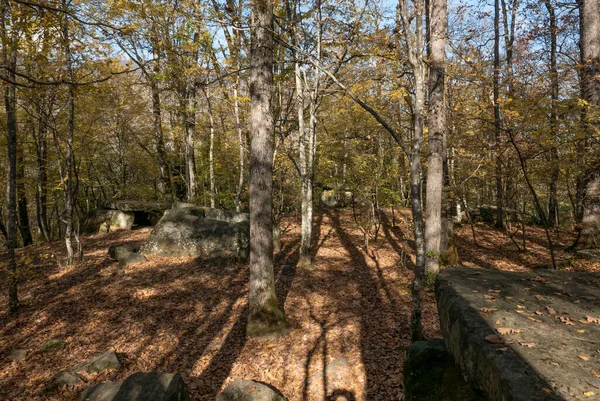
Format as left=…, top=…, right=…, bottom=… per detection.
left=247, top=0, right=289, bottom=337
left=424, top=0, right=447, bottom=276
left=2, top=0, right=19, bottom=314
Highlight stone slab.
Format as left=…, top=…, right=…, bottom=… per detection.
left=435, top=268, right=600, bottom=401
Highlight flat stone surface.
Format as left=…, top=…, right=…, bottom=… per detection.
left=113, top=372, right=189, bottom=401
left=216, top=379, right=288, bottom=401
left=72, top=350, right=122, bottom=373
left=40, top=339, right=67, bottom=353
left=79, top=381, right=123, bottom=401
left=435, top=268, right=600, bottom=401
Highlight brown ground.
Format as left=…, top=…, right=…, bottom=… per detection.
left=0, top=209, right=597, bottom=401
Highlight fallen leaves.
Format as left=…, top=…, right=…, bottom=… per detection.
left=496, top=327, right=525, bottom=335
left=557, top=316, right=576, bottom=326
left=545, top=306, right=556, bottom=315
left=579, top=355, right=590, bottom=361
left=479, top=307, right=498, bottom=313
left=518, top=341, right=536, bottom=348
left=485, top=334, right=514, bottom=344
left=585, top=316, right=600, bottom=324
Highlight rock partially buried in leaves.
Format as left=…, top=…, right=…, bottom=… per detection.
left=108, top=244, right=147, bottom=266
left=40, top=339, right=67, bottom=353
left=79, top=381, right=123, bottom=401
left=113, top=372, right=189, bottom=401
left=7, top=349, right=28, bottom=360
left=72, top=350, right=122, bottom=373
left=216, top=379, right=288, bottom=401
left=46, top=370, right=83, bottom=392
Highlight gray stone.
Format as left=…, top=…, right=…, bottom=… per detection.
left=72, top=351, right=122, bottom=373
left=320, top=189, right=353, bottom=208
left=83, top=209, right=135, bottom=234
left=79, top=382, right=123, bottom=401
left=7, top=349, right=28, bottom=360
left=140, top=207, right=249, bottom=262
left=47, top=370, right=83, bottom=390
left=108, top=244, right=147, bottom=266
left=404, top=339, right=484, bottom=401
left=113, top=372, right=189, bottom=401
left=101, top=201, right=170, bottom=213
left=216, top=379, right=288, bottom=401
left=435, top=268, right=600, bottom=401
left=40, top=339, right=67, bottom=353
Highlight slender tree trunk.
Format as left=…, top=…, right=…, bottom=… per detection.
left=61, top=0, right=75, bottom=265
left=2, top=0, right=19, bottom=314
left=493, top=0, right=504, bottom=229
left=207, top=87, right=216, bottom=208
left=424, top=0, right=447, bottom=276
left=151, top=49, right=172, bottom=200
left=247, top=0, right=288, bottom=337
left=233, top=79, right=245, bottom=212
left=544, top=0, right=560, bottom=229
left=35, top=109, right=50, bottom=241
left=182, top=89, right=198, bottom=202
left=16, top=142, right=33, bottom=246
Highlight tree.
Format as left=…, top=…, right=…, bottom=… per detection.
left=246, top=0, right=288, bottom=337
left=2, top=0, right=19, bottom=315
left=424, top=0, right=448, bottom=276
left=575, top=0, right=600, bottom=248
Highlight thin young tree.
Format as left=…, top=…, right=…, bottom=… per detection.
left=246, top=0, right=289, bottom=337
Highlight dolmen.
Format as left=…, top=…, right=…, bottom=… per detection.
left=405, top=268, right=600, bottom=401
left=83, top=201, right=171, bottom=234
left=139, top=202, right=249, bottom=264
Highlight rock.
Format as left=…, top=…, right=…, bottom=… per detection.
left=72, top=351, right=121, bottom=373
left=7, top=349, right=28, bottom=360
left=47, top=370, right=83, bottom=391
left=101, top=201, right=170, bottom=213
left=404, top=339, right=484, bottom=401
left=575, top=249, right=600, bottom=260
left=320, top=188, right=353, bottom=208
left=83, top=209, right=135, bottom=234
left=140, top=207, right=249, bottom=262
left=435, top=268, right=600, bottom=401
left=216, top=379, right=288, bottom=401
left=108, top=244, right=147, bottom=266
left=113, top=372, right=189, bottom=401
left=40, top=339, right=67, bottom=353
left=79, top=381, right=123, bottom=401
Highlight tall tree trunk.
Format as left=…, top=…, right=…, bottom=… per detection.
left=207, top=87, right=216, bottom=208
left=493, top=0, right=504, bottom=229
left=398, top=0, right=427, bottom=341
left=151, top=48, right=172, bottom=200
left=182, top=89, right=198, bottom=202
left=61, top=0, right=75, bottom=265
left=233, top=78, right=245, bottom=212
left=16, top=141, right=33, bottom=246
left=576, top=0, right=600, bottom=248
left=425, top=0, right=447, bottom=276
left=247, top=0, right=288, bottom=337
left=545, top=0, right=560, bottom=228
left=2, top=0, right=19, bottom=314
left=35, top=108, right=50, bottom=241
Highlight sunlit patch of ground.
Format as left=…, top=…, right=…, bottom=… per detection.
left=0, top=210, right=596, bottom=400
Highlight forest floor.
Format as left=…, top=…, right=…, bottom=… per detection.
left=0, top=208, right=598, bottom=401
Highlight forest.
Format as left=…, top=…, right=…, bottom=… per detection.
left=0, top=0, right=599, bottom=398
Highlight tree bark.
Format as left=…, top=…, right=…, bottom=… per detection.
left=16, top=141, right=33, bottom=246
left=2, top=0, right=19, bottom=314
left=544, top=0, right=560, bottom=228
left=247, top=0, right=288, bottom=337
left=424, top=0, right=447, bottom=276
left=576, top=0, right=600, bottom=247
left=493, top=0, right=504, bottom=229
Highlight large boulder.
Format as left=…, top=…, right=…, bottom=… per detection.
left=83, top=209, right=135, bottom=234
left=216, top=379, right=288, bottom=401
left=320, top=188, right=353, bottom=208
left=79, top=372, right=188, bottom=401
left=404, top=339, right=484, bottom=401
left=140, top=207, right=249, bottom=262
